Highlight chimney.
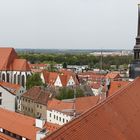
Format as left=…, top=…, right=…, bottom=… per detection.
left=35, top=118, right=45, bottom=129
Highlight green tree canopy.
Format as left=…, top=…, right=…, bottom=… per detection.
left=26, top=73, right=43, bottom=89
left=56, top=87, right=85, bottom=100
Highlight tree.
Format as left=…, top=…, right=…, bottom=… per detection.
left=63, top=62, right=67, bottom=69
left=56, top=87, right=84, bottom=100
left=26, top=73, right=43, bottom=89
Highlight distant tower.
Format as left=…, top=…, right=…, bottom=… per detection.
left=130, top=4, right=140, bottom=79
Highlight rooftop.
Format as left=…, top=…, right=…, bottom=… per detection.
left=44, top=77, right=140, bottom=140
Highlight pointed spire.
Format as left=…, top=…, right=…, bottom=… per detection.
left=137, top=4, right=140, bottom=36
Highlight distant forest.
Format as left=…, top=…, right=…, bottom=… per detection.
left=19, top=53, right=133, bottom=70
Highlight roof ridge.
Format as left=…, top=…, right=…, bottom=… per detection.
left=46, top=77, right=139, bottom=138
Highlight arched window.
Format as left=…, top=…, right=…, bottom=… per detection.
left=7, top=73, right=10, bottom=82
left=18, top=75, right=20, bottom=85
left=21, top=75, right=25, bottom=87
left=2, top=73, right=5, bottom=81
left=14, top=74, right=16, bottom=84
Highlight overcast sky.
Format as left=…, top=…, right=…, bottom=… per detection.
left=0, top=0, right=139, bottom=49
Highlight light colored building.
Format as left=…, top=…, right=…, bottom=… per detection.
left=47, top=96, right=99, bottom=125
left=21, top=86, right=50, bottom=119
left=0, top=82, right=25, bottom=112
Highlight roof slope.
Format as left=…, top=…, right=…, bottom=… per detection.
left=23, top=86, right=50, bottom=105
left=47, top=96, right=99, bottom=114
left=45, top=77, right=140, bottom=140
left=0, top=47, right=31, bottom=71
left=0, top=108, right=39, bottom=140
left=108, top=81, right=130, bottom=96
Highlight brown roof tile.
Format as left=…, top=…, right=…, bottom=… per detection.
left=44, top=77, right=140, bottom=140
left=23, top=86, right=50, bottom=105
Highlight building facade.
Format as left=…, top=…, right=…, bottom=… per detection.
left=130, top=5, right=140, bottom=79
left=0, top=48, right=31, bottom=88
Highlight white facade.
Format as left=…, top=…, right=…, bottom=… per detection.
left=54, top=76, right=62, bottom=87
left=91, top=88, right=100, bottom=96
left=67, top=76, right=75, bottom=86
left=0, top=86, right=15, bottom=111
left=47, top=110, right=73, bottom=125
left=0, top=71, right=31, bottom=88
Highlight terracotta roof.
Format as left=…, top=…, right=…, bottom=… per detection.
left=23, top=86, right=50, bottom=105
left=0, top=132, right=16, bottom=140
left=108, top=81, right=130, bottom=96
left=12, top=59, right=31, bottom=71
left=0, top=108, right=39, bottom=140
left=0, top=82, right=21, bottom=95
left=44, top=77, right=140, bottom=140
left=45, top=122, right=61, bottom=134
left=43, top=71, right=58, bottom=85
left=90, top=82, right=101, bottom=89
left=106, top=72, right=120, bottom=80
left=0, top=47, right=30, bottom=71
left=47, top=96, right=99, bottom=114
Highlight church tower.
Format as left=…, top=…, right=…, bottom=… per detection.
left=130, top=4, right=140, bottom=79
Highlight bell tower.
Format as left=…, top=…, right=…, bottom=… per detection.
left=130, top=4, right=140, bottom=79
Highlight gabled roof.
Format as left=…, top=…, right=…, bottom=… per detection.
left=108, top=81, right=130, bottom=96
left=106, top=72, right=120, bottom=79
left=22, top=86, right=50, bottom=105
left=0, top=48, right=18, bottom=70
left=12, top=59, right=31, bottom=71
left=45, top=77, right=140, bottom=140
left=0, top=82, right=21, bottom=95
left=43, top=71, right=58, bottom=85
left=0, top=47, right=31, bottom=71
left=47, top=96, right=99, bottom=114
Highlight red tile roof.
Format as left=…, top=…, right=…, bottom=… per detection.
left=0, top=47, right=30, bottom=71
left=43, top=71, right=58, bottom=85
left=0, top=82, right=21, bottom=95
left=0, top=108, right=39, bottom=140
left=44, top=77, right=140, bottom=140
left=108, top=81, right=130, bottom=96
left=47, top=96, right=99, bottom=114
left=106, top=72, right=120, bottom=80
left=23, top=86, right=50, bottom=105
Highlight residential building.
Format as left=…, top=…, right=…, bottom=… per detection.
left=21, top=86, right=50, bottom=119
left=0, top=48, right=31, bottom=88
left=0, top=82, right=25, bottom=112
left=41, top=70, right=79, bottom=87
left=47, top=96, right=99, bottom=125
left=105, top=71, right=121, bottom=81
left=44, top=76, right=140, bottom=140
left=0, top=108, right=60, bottom=140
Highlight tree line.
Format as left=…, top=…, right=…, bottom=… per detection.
left=19, top=53, right=133, bottom=70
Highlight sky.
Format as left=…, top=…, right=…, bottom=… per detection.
left=0, top=0, right=139, bottom=50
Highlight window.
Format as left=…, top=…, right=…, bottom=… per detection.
left=0, top=99, right=2, bottom=105
left=66, top=120, right=68, bottom=123
left=59, top=117, right=61, bottom=121
left=49, top=113, right=51, bottom=117
left=0, top=92, right=2, bottom=97
left=37, top=104, right=39, bottom=108
left=28, top=100, right=30, bottom=103
left=31, top=108, right=33, bottom=113
left=40, top=105, right=42, bottom=109
left=63, top=118, right=65, bottom=123
left=57, top=116, right=58, bottom=120
left=54, top=115, right=56, bottom=119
